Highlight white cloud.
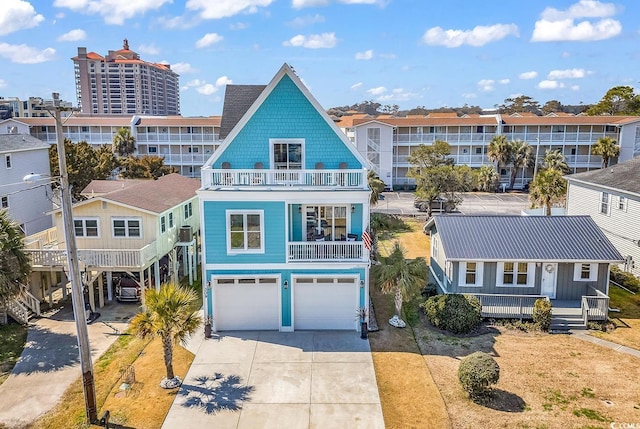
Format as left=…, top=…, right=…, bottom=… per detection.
left=186, top=0, right=273, bottom=19
left=137, top=43, right=160, bottom=55
left=158, top=15, right=200, bottom=30
left=171, top=62, right=196, bottom=74
left=422, top=24, right=519, bottom=48
left=56, top=29, right=87, bottom=42
left=351, top=82, right=363, bottom=89
left=196, top=33, right=224, bottom=48
left=0, top=79, right=7, bottom=88
left=571, top=85, right=580, bottom=91
left=215, top=76, right=233, bottom=86
left=283, top=32, right=337, bottom=48
left=355, top=49, right=373, bottom=60
left=519, top=71, right=538, bottom=80
left=229, top=22, right=249, bottom=30
left=367, top=86, right=386, bottom=96
left=286, top=14, right=325, bottom=27
left=462, top=93, right=477, bottom=99
left=477, top=79, right=495, bottom=92
left=0, top=0, right=45, bottom=35
left=499, top=78, right=510, bottom=85
left=183, top=75, right=231, bottom=95
left=378, top=88, right=418, bottom=102
left=547, top=68, right=589, bottom=79
left=0, top=43, right=56, bottom=64
left=292, top=0, right=385, bottom=8
left=532, top=0, right=621, bottom=42
left=197, top=84, right=217, bottom=95
left=54, top=0, right=173, bottom=25
left=537, top=80, right=565, bottom=89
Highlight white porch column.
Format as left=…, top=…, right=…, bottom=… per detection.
left=88, top=277, right=95, bottom=311
left=106, top=271, right=113, bottom=301
left=154, top=260, right=161, bottom=291
left=97, top=273, right=104, bottom=308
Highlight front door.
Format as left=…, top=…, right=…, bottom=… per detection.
left=540, top=263, right=557, bottom=299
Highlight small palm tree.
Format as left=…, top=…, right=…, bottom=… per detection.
left=509, top=140, right=534, bottom=190
left=373, top=242, right=427, bottom=328
left=112, top=127, right=136, bottom=157
left=541, top=149, right=569, bottom=174
left=130, top=283, right=201, bottom=388
left=529, top=168, right=567, bottom=216
left=487, top=135, right=512, bottom=171
left=0, top=210, right=30, bottom=305
left=476, top=165, right=499, bottom=192
left=591, top=136, right=620, bottom=168
left=368, top=170, right=386, bottom=205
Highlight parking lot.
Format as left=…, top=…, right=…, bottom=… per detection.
left=372, top=192, right=530, bottom=217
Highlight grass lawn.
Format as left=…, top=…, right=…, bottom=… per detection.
left=589, top=284, right=640, bottom=350
left=377, top=217, right=430, bottom=259
left=0, top=323, right=28, bottom=386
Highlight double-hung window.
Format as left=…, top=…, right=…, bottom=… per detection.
left=458, top=261, right=483, bottom=287
left=226, top=210, right=264, bottom=253
left=618, top=196, right=627, bottom=211
left=161, top=216, right=166, bottom=234
left=498, top=262, right=533, bottom=287
left=573, top=263, right=598, bottom=282
left=184, top=202, right=193, bottom=219
left=74, top=218, right=99, bottom=237
left=168, top=212, right=174, bottom=228
left=112, top=218, right=141, bottom=238
left=1, top=196, right=7, bottom=208
left=600, top=192, right=610, bottom=215
left=5, top=155, right=11, bottom=169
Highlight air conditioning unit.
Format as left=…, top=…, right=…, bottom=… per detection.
left=179, top=226, right=192, bottom=242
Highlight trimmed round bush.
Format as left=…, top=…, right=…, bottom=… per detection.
left=422, top=294, right=482, bottom=334
left=532, top=298, right=552, bottom=331
left=458, top=351, right=500, bottom=398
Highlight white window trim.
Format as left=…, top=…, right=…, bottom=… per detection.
left=573, top=263, right=598, bottom=282
left=618, top=196, right=628, bottom=212
left=160, top=216, right=166, bottom=234
left=269, top=138, right=305, bottom=170
left=5, top=154, right=11, bottom=169
left=112, top=217, right=142, bottom=238
left=226, top=210, right=265, bottom=254
left=168, top=212, right=174, bottom=228
left=599, top=192, right=610, bottom=216
left=496, top=261, right=535, bottom=288
left=458, top=261, right=484, bottom=287
left=184, top=202, right=193, bottom=219
left=74, top=217, right=100, bottom=238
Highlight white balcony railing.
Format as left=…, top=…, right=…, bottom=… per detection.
left=287, top=241, right=366, bottom=262
left=25, top=241, right=157, bottom=269
left=202, top=168, right=368, bottom=189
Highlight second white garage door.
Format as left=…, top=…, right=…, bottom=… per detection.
left=214, top=278, right=279, bottom=331
left=293, top=277, right=359, bottom=330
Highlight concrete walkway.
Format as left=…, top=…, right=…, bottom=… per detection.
left=571, top=330, right=640, bottom=358
left=0, top=302, right=135, bottom=428
left=162, top=331, right=384, bottom=429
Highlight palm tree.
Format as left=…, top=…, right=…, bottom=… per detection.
left=373, top=242, right=427, bottom=328
left=509, top=140, right=534, bottom=190
left=541, top=149, right=569, bottom=173
left=591, top=136, right=620, bottom=168
left=487, top=135, right=512, bottom=171
left=476, top=165, right=499, bottom=192
left=368, top=170, right=386, bottom=205
left=130, top=283, right=201, bottom=388
left=0, top=210, right=30, bottom=305
left=529, top=168, right=567, bottom=216
left=112, top=127, right=136, bottom=157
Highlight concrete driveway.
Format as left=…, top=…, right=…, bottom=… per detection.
left=162, top=331, right=384, bottom=429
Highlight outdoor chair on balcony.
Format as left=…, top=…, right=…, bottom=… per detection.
left=346, top=233, right=357, bottom=242
left=337, top=162, right=348, bottom=186
left=252, top=162, right=264, bottom=185
left=221, top=161, right=233, bottom=185
left=313, top=162, right=325, bottom=185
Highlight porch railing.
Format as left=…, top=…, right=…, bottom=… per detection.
left=202, top=168, right=368, bottom=189
left=464, top=293, right=549, bottom=320
left=24, top=227, right=58, bottom=249
left=581, top=288, right=609, bottom=321
left=287, top=241, right=366, bottom=262
left=25, top=241, right=157, bottom=269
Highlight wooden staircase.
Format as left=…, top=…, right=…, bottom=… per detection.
left=550, top=302, right=586, bottom=332
left=0, top=285, right=41, bottom=325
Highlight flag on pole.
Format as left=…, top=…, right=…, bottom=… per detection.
left=363, top=230, right=372, bottom=250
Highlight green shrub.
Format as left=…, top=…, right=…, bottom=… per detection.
left=422, top=294, right=482, bottom=334
left=458, top=351, right=500, bottom=398
left=610, top=266, right=640, bottom=293
left=533, top=298, right=552, bottom=331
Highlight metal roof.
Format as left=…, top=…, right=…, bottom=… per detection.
left=219, top=85, right=266, bottom=140
left=565, top=156, right=640, bottom=196
left=432, top=215, right=623, bottom=262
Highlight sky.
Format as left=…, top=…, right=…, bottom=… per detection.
left=1, top=0, right=639, bottom=117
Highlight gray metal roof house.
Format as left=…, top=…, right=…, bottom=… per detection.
left=426, top=215, right=623, bottom=323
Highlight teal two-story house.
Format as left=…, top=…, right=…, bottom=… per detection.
left=198, top=64, right=371, bottom=332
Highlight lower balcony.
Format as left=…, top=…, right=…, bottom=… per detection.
left=25, top=242, right=158, bottom=270
left=287, top=241, right=366, bottom=262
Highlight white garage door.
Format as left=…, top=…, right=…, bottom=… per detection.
left=294, top=278, right=359, bottom=330
left=214, top=278, right=279, bottom=330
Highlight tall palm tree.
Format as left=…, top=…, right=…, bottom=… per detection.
left=130, top=283, right=201, bottom=388
left=541, top=149, right=569, bottom=173
left=112, top=127, right=136, bottom=157
left=476, top=165, right=499, bottom=192
left=529, top=168, right=567, bottom=216
left=368, top=170, right=386, bottom=205
left=0, top=210, right=30, bottom=305
left=487, top=135, right=512, bottom=171
left=591, top=136, right=620, bottom=168
left=509, top=140, right=534, bottom=190
left=373, top=242, right=427, bottom=328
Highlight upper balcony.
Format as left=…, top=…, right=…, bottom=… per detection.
left=201, top=168, right=368, bottom=190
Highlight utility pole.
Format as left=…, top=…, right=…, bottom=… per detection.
left=50, top=93, right=98, bottom=423
left=533, top=137, right=541, bottom=179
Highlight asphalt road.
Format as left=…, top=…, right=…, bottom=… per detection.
left=371, top=191, right=530, bottom=217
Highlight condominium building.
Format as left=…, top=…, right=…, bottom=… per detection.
left=73, top=39, right=180, bottom=116
left=0, top=96, right=74, bottom=119
left=340, top=112, right=640, bottom=189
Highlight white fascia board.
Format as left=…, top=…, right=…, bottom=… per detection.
left=197, top=189, right=371, bottom=204
left=204, top=262, right=370, bottom=271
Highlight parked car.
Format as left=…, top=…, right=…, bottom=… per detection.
left=414, top=197, right=453, bottom=213
left=115, top=274, right=142, bottom=302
